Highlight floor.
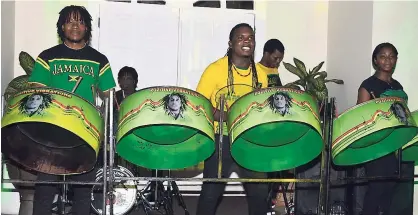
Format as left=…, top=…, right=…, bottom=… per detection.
left=2, top=196, right=283, bottom=215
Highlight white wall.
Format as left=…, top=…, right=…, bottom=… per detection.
left=1, top=1, right=16, bottom=94
left=257, top=1, right=329, bottom=85
left=326, top=1, right=374, bottom=113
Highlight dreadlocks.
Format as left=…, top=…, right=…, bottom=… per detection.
left=56, top=5, right=93, bottom=43
left=225, top=23, right=259, bottom=95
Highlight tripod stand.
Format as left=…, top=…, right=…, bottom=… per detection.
left=138, top=169, right=190, bottom=215
left=51, top=175, right=73, bottom=215
left=268, top=171, right=294, bottom=215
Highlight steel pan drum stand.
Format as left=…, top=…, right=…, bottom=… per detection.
left=51, top=175, right=72, bottom=215
left=138, top=170, right=190, bottom=215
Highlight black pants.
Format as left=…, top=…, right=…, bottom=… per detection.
left=196, top=135, right=269, bottom=215
left=32, top=168, right=96, bottom=215
left=362, top=153, right=398, bottom=215
left=7, top=162, right=37, bottom=215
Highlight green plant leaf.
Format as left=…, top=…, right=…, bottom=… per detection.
left=283, top=62, right=306, bottom=80
left=312, top=77, right=327, bottom=90
left=325, top=79, right=344, bottom=84
left=291, top=79, right=306, bottom=87
left=19, top=51, right=35, bottom=75
left=311, top=61, right=324, bottom=75
left=4, top=75, right=30, bottom=101
left=293, top=58, right=308, bottom=77
left=313, top=71, right=327, bottom=79
left=284, top=83, right=302, bottom=90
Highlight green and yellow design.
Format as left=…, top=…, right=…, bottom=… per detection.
left=227, top=87, right=323, bottom=172
left=116, top=86, right=215, bottom=170
left=332, top=97, right=417, bottom=166
left=1, top=88, right=103, bottom=175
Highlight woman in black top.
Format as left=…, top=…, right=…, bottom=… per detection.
left=357, top=43, right=408, bottom=215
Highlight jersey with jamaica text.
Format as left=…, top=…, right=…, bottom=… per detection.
left=28, top=44, right=116, bottom=104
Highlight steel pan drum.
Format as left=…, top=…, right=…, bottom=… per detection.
left=116, top=86, right=215, bottom=170
left=1, top=88, right=103, bottom=175
left=401, top=110, right=418, bottom=163
left=332, top=97, right=417, bottom=166
left=228, top=87, right=323, bottom=172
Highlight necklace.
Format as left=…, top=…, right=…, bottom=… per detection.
left=233, top=64, right=252, bottom=77
left=64, top=42, right=87, bottom=50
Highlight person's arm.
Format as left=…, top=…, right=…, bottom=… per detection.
left=98, top=56, right=117, bottom=100
left=28, top=52, right=51, bottom=87
left=356, top=87, right=371, bottom=105
left=196, top=65, right=225, bottom=122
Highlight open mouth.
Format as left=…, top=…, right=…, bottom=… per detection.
left=242, top=46, right=251, bottom=51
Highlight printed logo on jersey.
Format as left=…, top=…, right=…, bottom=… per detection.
left=68, top=75, right=81, bottom=82
left=267, top=74, right=281, bottom=87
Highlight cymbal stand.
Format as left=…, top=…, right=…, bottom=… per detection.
left=138, top=170, right=190, bottom=215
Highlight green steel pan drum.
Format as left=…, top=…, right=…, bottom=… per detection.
left=1, top=88, right=103, bottom=175
left=228, top=87, right=323, bottom=172
left=116, top=86, right=215, bottom=170
left=332, top=97, right=417, bottom=166
left=401, top=110, right=418, bottom=163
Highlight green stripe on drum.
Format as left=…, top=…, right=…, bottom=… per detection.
left=332, top=97, right=418, bottom=166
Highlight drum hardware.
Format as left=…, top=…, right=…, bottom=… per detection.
left=51, top=176, right=73, bottom=215
left=91, top=165, right=137, bottom=215
left=267, top=171, right=294, bottom=215
left=318, top=97, right=333, bottom=215
left=108, top=89, right=115, bottom=215
left=217, top=94, right=225, bottom=179
left=137, top=170, right=190, bottom=215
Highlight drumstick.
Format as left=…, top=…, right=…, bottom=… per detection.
left=370, top=91, right=376, bottom=99
left=71, top=76, right=83, bottom=93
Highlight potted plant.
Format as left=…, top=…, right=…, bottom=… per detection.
left=283, top=57, right=344, bottom=103
left=4, top=51, right=35, bottom=102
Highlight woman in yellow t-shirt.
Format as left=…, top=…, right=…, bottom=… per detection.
left=195, top=23, right=269, bottom=215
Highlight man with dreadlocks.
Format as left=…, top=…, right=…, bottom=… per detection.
left=28, top=5, right=116, bottom=215
left=195, top=23, right=269, bottom=215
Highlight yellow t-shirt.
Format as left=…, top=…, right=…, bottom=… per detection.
left=256, top=62, right=281, bottom=87
left=196, top=56, right=268, bottom=135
